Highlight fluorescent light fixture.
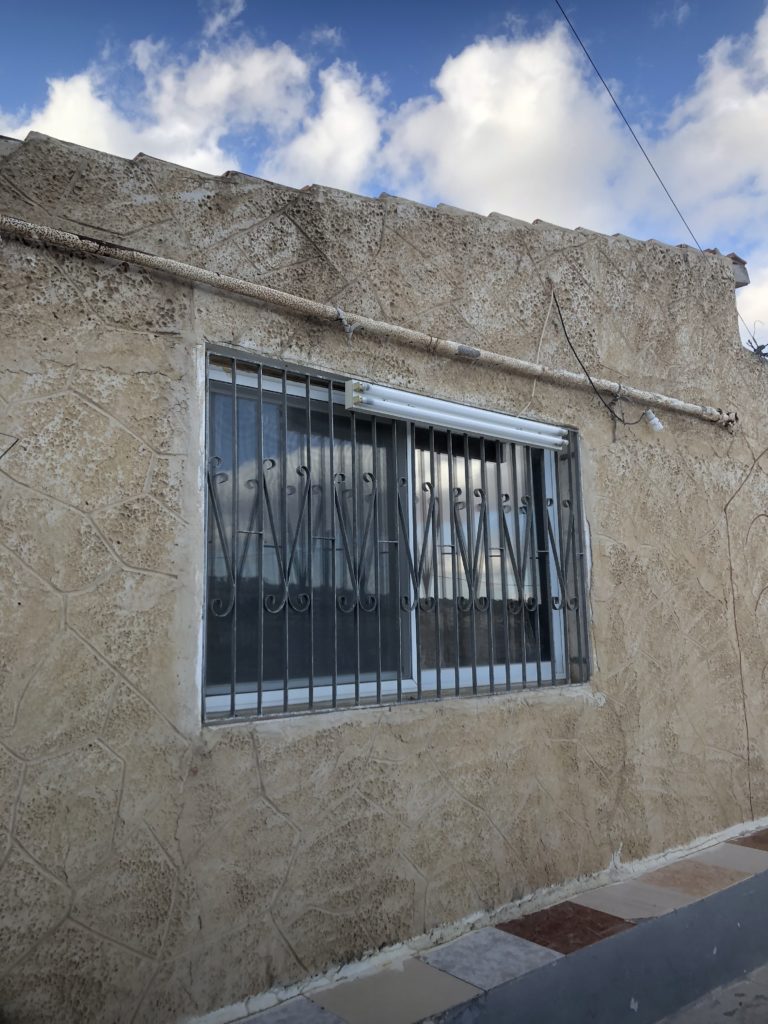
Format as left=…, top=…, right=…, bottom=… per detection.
left=344, top=380, right=568, bottom=450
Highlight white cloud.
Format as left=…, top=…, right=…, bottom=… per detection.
left=381, top=26, right=634, bottom=232
left=202, top=0, right=245, bottom=39
left=262, top=61, right=383, bottom=191
left=0, top=37, right=310, bottom=173
left=653, top=2, right=691, bottom=29
left=309, top=26, right=343, bottom=48
left=502, top=12, right=527, bottom=38
left=736, top=249, right=768, bottom=348
left=0, top=71, right=145, bottom=159
left=653, top=12, right=768, bottom=243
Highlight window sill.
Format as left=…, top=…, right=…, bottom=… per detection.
left=203, top=679, right=600, bottom=725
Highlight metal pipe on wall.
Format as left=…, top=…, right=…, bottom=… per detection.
left=0, top=214, right=738, bottom=429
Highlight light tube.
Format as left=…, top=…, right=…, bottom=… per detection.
left=359, top=381, right=567, bottom=439
left=355, top=397, right=565, bottom=448
left=345, top=381, right=568, bottom=450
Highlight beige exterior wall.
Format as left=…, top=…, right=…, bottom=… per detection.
left=1, top=132, right=767, bottom=1023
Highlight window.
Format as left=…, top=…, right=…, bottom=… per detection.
left=204, top=353, right=589, bottom=719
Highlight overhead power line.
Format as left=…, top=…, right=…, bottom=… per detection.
left=553, top=0, right=761, bottom=352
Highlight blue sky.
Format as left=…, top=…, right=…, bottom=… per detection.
left=2, top=0, right=768, bottom=341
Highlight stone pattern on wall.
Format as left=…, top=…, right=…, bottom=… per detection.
left=1, top=133, right=766, bottom=1023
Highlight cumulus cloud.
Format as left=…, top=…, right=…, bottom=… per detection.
left=0, top=36, right=310, bottom=173
left=261, top=62, right=384, bottom=191
left=654, top=12, right=768, bottom=243
left=381, top=25, right=635, bottom=232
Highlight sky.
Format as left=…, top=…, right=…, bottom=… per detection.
left=2, top=0, right=768, bottom=346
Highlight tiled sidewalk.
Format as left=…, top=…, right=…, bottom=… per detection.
left=244, top=828, right=768, bottom=1024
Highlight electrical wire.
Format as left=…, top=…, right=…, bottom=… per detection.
left=553, top=0, right=761, bottom=353
left=551, top=289, right=645, bottom=425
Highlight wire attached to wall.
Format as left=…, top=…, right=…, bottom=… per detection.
left=550, top=288, right=648, bottom=427
left=553, top=0, right=762, bottom=354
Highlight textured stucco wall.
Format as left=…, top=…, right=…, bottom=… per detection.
left=2, top=132, right=768, bottom=1023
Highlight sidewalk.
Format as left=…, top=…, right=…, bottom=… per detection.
left=238, top=826, right=768, bottom=1024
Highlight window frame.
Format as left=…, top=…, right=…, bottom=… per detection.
left=202, top=350, right=590, bottom=720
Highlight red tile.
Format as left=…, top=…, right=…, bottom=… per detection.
left=731, top=828, right=768, bottom=853
left=497, top=900, right=634, bottom=955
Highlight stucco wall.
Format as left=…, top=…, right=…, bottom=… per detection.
left=2, top=132, right=768, bottom=1023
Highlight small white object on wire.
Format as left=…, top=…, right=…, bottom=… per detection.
left=644, top=409, right=664, bottom=432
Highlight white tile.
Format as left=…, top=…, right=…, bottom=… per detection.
left=690, top=842, right=768, bottom=875
left=571, top=879, right=694, bottom=919
left=244, top=997, right=344, bottom=1023
left=421, top=927, right=560, bottom=990
left=309, top=958, right=481, bottom=1024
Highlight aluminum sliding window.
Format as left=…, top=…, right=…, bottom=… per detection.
left=204, top=354, right=589, bottom=719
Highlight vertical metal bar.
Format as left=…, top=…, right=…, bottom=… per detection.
left=256, top=365, right=264, bottom=715
left=541, top=454, right=558, bottom=686
left=305, top=374, right=314, bottom=708
left=479, top=440, right=495, bottom=692
left=281, top=368, right=289, bottom=713
left=496, top=445, right=512, bottom=689
left=393, top=424, right=404, bottom=701
left=229, top=357, right=238, bottom=718
left=511, top=445, right=527, bottom=688
left=463, top=434, right=478, bottom=693
left=351, top=412, right=361, bottom=704
left=446, top=433, right=461, bottom=695
left=524, top=446, right=543, bottom=686
left=372, top=416, right=382, bottom=703
left=552, top=449, right=571, bottom=686
left=411, top=424, right=422, bottom=699
left=429, top=428, right=441, bottom=695
left=202, top=355, right=212, bottom=723
left=328, top=380, right=338, bottom=707
left=570, top=435, right=589, bottom=683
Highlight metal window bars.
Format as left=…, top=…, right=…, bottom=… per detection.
left=203, top=353, right=590, bottom=719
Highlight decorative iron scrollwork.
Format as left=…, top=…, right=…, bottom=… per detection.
left=398, top=477, right=437, bottom=611
left=263, top=461, right=312, bottom=614
left=453, top=486, right=490, bottom=611
left=207, top=456, right=314, bottom=617
left=334, top=471, right=378, bottom=613
left=547, top=498, right=579, bottom=612
left=500, top=492, right=537, bottom=613
left=207, top=456, right=236, bottom=618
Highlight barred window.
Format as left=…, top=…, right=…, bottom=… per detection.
left=204, top=354, right=589, bottom=719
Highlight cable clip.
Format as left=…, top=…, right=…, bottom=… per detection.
left=335, top=307, right=360, bottom=342
left=717, top=409, right=739, bottom=431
